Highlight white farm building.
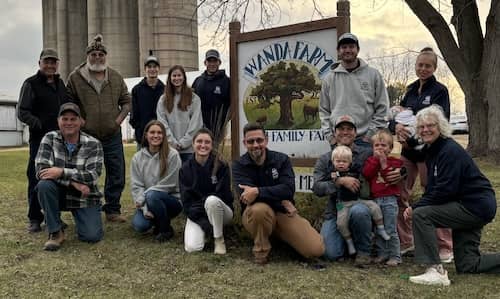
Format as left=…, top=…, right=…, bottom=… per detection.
left=0, top=95, right=24, bottom=147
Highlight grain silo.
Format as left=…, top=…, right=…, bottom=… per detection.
left=42, top=0, right=199, bottom=79
left=87, top=0, right=140, bottom=78
left=42, top=0, right=88, bottom=80
left=138, top=0, right=198, bottom=73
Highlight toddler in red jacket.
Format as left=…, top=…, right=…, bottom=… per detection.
left=363, top=129, right=404, bottom=266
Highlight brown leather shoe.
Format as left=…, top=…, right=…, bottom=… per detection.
left=106, top=214, right=126, bottom=223
left=44, top=230, right=65, bottom=251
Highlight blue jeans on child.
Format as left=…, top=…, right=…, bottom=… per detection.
left=132, top=190, right=182, bottom=234
left=374, top=196, right=400, bottom=261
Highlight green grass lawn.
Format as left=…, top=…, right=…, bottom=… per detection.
left=1, top=145, right=499, bottom=298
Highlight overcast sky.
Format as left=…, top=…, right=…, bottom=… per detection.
left=0, top=0, right=490, bottom=112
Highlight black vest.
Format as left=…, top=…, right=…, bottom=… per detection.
left=26, top=71, right=68, bottom=140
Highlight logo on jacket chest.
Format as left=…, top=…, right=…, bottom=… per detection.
left=211, top=175, right=218, bottom=184
left=213, top=86, right=221, bottom=94
left=271, top=168, right=279, bottom=180
left=360, top=81, right=370, bottom=91
left=422, top=95, right=431, bottom=105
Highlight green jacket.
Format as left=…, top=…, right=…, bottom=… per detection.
left=66, top=63, right=131, bottom=140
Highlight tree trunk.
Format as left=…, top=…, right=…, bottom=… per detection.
left=465, top=80, right=488, bottom=157
left=277, top=95, right=293, bottom=127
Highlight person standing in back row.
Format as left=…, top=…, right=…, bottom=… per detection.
left=66, top=34, right=131, bottom=223
left=319, top=33, right=389, bottom=148
left=130, top=50, right=165, bottom=150
left=17, top=48, right=70, bottom=233
left=192, top=49, right=230, bottom=147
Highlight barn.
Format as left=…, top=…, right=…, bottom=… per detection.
left=0, top=95, right=24, bottom=147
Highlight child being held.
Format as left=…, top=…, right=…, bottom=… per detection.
left=362, top=129, right=404, bottom=266
left=389, top=106, right=423, bottom=150
left=332, top=145, right=390, bottom=256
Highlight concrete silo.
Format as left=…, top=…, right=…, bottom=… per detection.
left=87, top=0, right=140, bottom=78
left=138, top=0, right=199, bottom=74
left=42, top=0, right=88, bottom=80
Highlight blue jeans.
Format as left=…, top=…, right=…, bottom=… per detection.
left=27, top=138, right=44, bottom=223
left=374, top=196, right=400, bottom=261
left=101, top=131, right=125, bottom=215
left=321, top=202, right=372, bottom=260
left=132, top=191, right=182, bottom=234
left=37, top=180, right=103, bottom=242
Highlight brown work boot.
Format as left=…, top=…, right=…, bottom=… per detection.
left=106, top=213, right=126, bottom=223
left=44, top=230, right=65, bottom=251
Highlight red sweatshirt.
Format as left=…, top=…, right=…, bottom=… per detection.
left=362, top=156, right=404, bottom=198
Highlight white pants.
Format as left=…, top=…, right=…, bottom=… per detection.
left=184, top=195, right=233, bottom=252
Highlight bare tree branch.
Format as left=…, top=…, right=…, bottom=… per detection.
left=404, top=0, right=469, bottom=91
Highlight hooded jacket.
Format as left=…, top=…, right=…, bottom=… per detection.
left=130, top=147, right=181, bottom=206
left=192, top=70, right=230, bottom=134
left=129, top=78, right=165, bottom=143
left=319, top=59, right=389, bottom=141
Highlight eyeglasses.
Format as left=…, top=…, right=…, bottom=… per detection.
left=417, top=123, right=438, bottom=130
left=245, top=138, right=265, bottom=145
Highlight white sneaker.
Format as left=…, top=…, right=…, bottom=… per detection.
left=440, top=251, right=454, bottom=264
left=214, top=237, right=226, bottom=255
left=409, top=267, right=450, bottom=286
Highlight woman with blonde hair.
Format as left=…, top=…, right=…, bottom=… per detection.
left=156, top=65, right=203, bottom=162
left=390, top=47, right=453, bottom=261
left=130, top=120, right=182, bottom=242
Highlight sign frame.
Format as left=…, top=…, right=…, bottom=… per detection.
left=229, top=17, right=349, bottom=167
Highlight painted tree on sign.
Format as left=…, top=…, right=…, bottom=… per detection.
left=252, top=61, right=320, bottom=127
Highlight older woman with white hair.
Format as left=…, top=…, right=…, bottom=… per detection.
left=404, top=105, right=500, bottom=286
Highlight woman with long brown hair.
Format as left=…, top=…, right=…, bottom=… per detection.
left=156, top=65, right=203, bottom=162
left=180, top=128, right=233, bottom=254
left=130, top=120, right=182, bottom=242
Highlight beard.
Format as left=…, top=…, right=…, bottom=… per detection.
left=87, top=57, right=108, bottom=72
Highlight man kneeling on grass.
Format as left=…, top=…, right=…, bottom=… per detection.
left=35, top=103, right=104, bottom=251
left=232, top=123, right=325, bottom=264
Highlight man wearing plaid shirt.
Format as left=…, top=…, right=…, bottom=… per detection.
left=35, top=103, right=104, bottom=251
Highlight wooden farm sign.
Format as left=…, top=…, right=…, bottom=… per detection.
left=230, top=17, right=349, bottom=170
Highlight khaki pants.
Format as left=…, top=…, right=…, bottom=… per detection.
left=242, top=202, right=325, bottom=259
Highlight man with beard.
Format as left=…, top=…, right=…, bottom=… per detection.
left=66, top=34, right=131, bottom=223
left=192, top=49, right=230, bottom=147
left=232, top=123, right=325, bottom=265
left=17, top=48, right=70, bottom=232
left=319, top=33, right=389, bottom=148
left=129, top=51, right=164, bottom=149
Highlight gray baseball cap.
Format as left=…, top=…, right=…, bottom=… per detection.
left=205, top=49, right=221, bottom=60
left=337, top=33, right=359, bottom=49
left=40, top=48, right=59, bottom=60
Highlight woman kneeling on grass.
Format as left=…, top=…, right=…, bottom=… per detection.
left=180, top=128, right=233, bottom=254
left=404, top=105, right=500, bottom=286
left=131, top=120, right=183, bottom=242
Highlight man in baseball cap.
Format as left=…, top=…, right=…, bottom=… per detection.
left=17, top=48, right=70, bottom=233
left=192, top=49, right=230, bottom=147
left=36, top=98, right=104, bottom=251
left=129, top=50, right=165, bottom=148
left=319, top=32, right=389, bottom=148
